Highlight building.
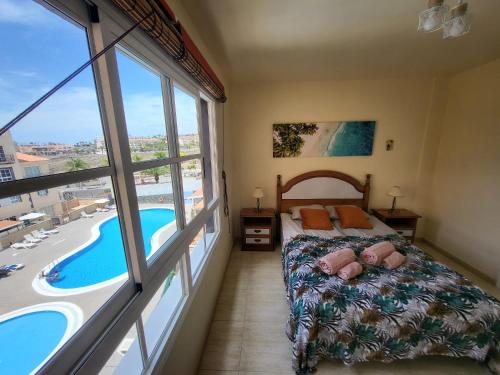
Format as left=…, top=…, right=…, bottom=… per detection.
left=0, top=131, right=62, bottom=220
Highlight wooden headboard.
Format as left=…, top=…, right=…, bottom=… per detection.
left=277, top=170, right=371, bottom=213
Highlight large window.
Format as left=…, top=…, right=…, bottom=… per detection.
left=0, top=1, right=220, bottom=375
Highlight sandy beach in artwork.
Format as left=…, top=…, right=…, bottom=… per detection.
left=300, top=122, right=341, bottom=156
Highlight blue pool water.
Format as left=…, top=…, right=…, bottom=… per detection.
left=0, top=311, right=67, bottom=374
left=48, top=208, right=175, bottom=289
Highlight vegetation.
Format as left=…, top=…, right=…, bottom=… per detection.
left=66, top=158, right=90, bottom=171
left=272, top=123, right=318, bottom=157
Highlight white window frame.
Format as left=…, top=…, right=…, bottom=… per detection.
left=0, top=0, right=222, bottom=374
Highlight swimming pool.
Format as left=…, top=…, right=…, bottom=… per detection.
left=0, top=303, right=83, bottom=375
left=34, top=208, right=175, bottom=295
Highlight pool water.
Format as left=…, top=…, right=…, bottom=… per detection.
left=48, top=208, right=175, bottom=289
left=0, top=311, right=67, bottom=374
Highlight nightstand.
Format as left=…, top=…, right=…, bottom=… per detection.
left=240, top=208, right=276, bottom=251
left=372, top=208, right=421, bottom=243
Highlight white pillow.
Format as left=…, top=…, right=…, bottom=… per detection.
left=325, top=205, right=369, bottom=219
left=289, top=204, right=324, bottom=220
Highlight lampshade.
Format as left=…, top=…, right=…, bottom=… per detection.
left=418, top=0, right=448, bottom=33
left=387, top=186, right=404, bottom=198
left=443, top=1, right=470, bottom=39
left=253, top=187, right=264, bottom=199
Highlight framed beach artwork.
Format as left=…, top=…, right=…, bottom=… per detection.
left=272, top=121, right=376, bottom=158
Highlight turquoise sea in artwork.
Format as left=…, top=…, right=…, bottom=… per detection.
left=327, top=121, right=375, bottom=156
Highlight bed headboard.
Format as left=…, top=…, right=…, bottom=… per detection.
left=277, top=170, right=371, bottom=213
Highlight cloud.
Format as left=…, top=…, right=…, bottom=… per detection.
left=0, top=0, right=52, bottom=25
left=1, top=85, right=104, bottom=144
left=122, top=93, right=168, bottom=137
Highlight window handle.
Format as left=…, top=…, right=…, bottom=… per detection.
left=254, top=229, right=261, bottom=233
left=254, top=239, right=261, bottom=243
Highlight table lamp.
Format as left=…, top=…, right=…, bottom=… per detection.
left=253, top=187, right=264, bottom=213
left=387, top=186, right=403, bottom=213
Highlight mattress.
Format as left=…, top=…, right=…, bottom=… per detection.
left=280, top=212, right=396, bottom=244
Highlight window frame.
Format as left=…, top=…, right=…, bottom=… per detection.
left=0, top=1, right=222, bottom=374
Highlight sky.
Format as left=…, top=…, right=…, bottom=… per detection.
left=0, top=0, right=198, bottom=145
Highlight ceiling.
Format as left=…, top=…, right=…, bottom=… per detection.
left=181, top=0, right=500, bottom=83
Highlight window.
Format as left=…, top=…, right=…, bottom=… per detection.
left=0, top=167, right=14, bottom=182
left=173, top=86, right=200, bottom=155
left=141, top=263, right=184, bottom=355
left=24, top=166, right=42, bottom=178
left=0, top=0, right=109, bottom=183
left=116, top=49, right=169, bottom=162
left=99, top=324, right=143, bottom=375
left=0, top=1, right=220, bottom=374
left=189, top=228, right=205, bottom=279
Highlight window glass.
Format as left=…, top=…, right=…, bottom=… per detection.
left=0, top=1, right=109, bottom=179
left=204, top=209, right=218, bottom=249
left=181, top=159, right=203, bottom=223
left=141, top=263, right=183, bottom=355
left=99, top=323, right=143, bottom=375
left=200, top=99, right=215, bottom=203
left=189, top=228, right=205, bottom=279
left=0, top=177, right=129, bottom=374
left=116, top=49, right=169, bottom=161
left=133, top=167, right=177, bottom=259
left=173, top=86, right=200, bottom=155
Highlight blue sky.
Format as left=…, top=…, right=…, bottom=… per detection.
left=0, top=0, right=198, bottom=145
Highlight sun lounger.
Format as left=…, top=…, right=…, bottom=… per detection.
left=40, top=228, right=59, bottom=234
left=32, top=230, right=49, bottom=239
left=11, top=242, right=36, bottom=249
left=24, top=234, right=42, bottom=243
left=96, top=208, right=110, bottom=212
left=81, top=212, right=94, bottom=218
left=3, top=264, right=25, bottom=271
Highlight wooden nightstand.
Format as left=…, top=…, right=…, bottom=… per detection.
left=372, top=208, right=421, bottom=243
left=240, top=208, right=276, bottom=251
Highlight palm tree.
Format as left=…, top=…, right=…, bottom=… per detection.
left=145, top=167, right=162, bottom=183
left=66, top=158, right=89, bottom=171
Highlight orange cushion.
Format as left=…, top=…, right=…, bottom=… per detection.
left=335, top=205, right=373, bottom=229
left=299, top=208, right=333, bottom=230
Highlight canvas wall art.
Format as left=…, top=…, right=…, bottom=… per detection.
left=272, top=121, right=376, bottom=158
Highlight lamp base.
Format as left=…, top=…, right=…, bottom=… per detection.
left=256, top=198, right=261, bottom=214
left=390, top=197, right=397, bottom=213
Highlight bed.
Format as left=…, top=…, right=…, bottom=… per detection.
left=277, top=170, right=500, bottom=374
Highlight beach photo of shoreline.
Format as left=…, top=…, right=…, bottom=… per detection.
left=273, top=121, right=375, bottom=158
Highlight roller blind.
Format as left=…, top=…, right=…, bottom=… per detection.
left=111, top=0, right=226, bottom=102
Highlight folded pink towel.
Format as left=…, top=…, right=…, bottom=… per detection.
left=382, top=251, right=406, bottom=269
left=318, top=248, right=356, bottom=275
left=361, top=241, right=395, bottom=265
left=338, top=261, right=363, bottom=280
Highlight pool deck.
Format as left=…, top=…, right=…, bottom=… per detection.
left=0, top=210, right=122, bottom=318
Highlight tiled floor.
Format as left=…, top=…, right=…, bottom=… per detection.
left=198, top=240, right=498, bottom=375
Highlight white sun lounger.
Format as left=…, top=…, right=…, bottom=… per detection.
left=32, top=230, right=49, bottom=239
left=40, top=228, right=59, bottom=234
left=11, top=242, right=36, bottom=249
left=24, top=234, right=42, bottom=243
left=81, top=212, right=94, bottom=218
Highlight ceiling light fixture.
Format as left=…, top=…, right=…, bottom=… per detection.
left=443, top=0, right=471, bottom=38
left=418, top=0, right=471, bottom=38
left=418, top=0, right=448, bottom=33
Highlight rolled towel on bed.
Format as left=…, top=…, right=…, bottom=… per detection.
left=318, top=248, right=356, bottom=275
left=382, top=251, right=406, bottom=269
left=338, top=261, right=363, bottom=280
left=361, top=241, right=395, bottom=265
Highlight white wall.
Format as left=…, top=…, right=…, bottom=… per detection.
left=423, top=59, right=500, bottom=281
left=229, top=77, right=436, bottom=233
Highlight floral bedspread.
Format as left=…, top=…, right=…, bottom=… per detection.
left=282, top=234, right=500, bottom=373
